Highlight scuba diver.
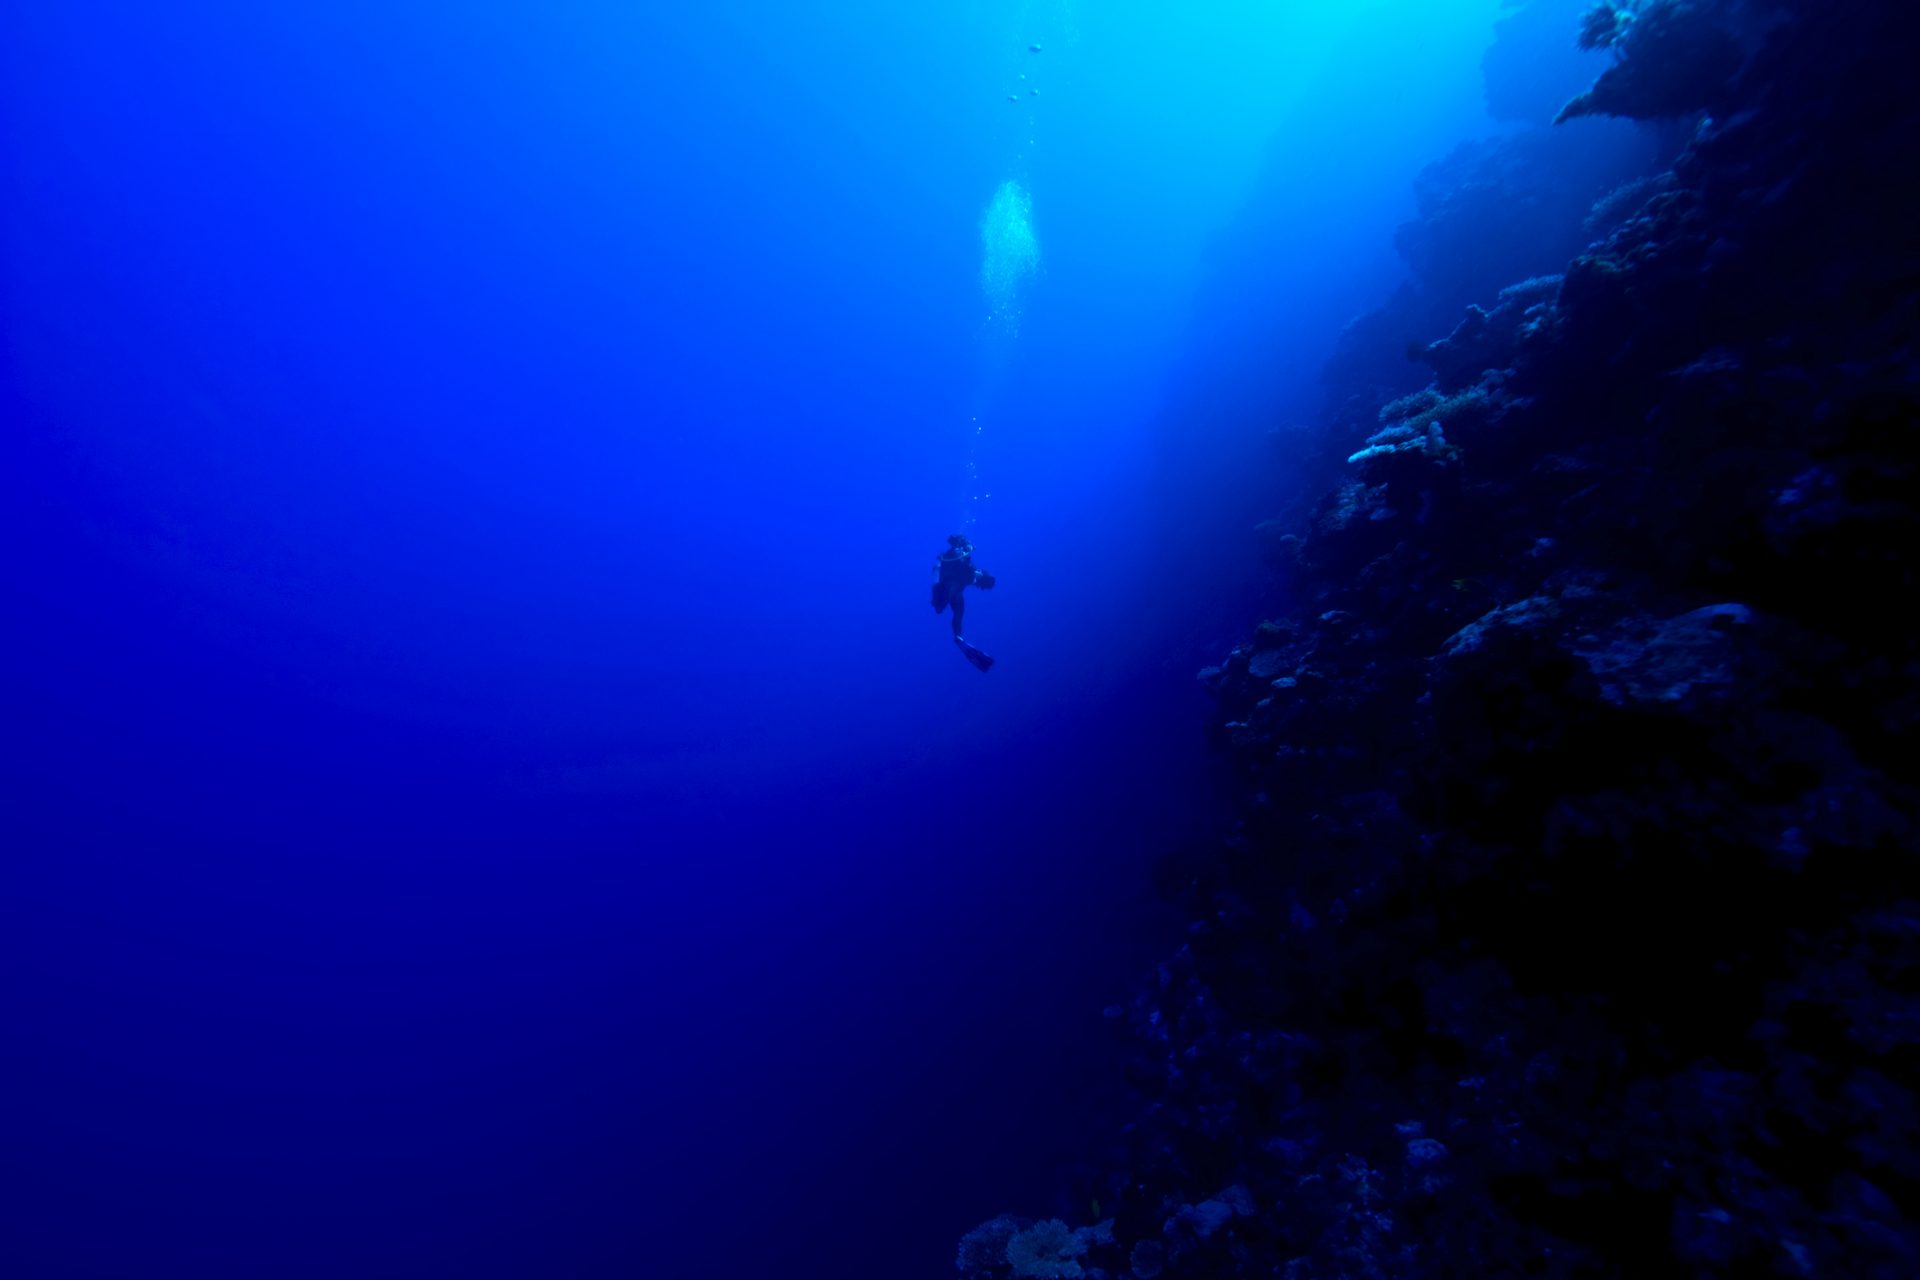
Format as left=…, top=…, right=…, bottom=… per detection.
left=931, top=533, right=997, bottom=672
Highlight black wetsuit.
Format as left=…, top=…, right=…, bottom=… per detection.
left=932, top=548, right=979, bottom=611
left=931, top=544, right=995, bottom=667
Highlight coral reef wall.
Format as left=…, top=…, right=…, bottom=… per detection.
left=964, top=1, right=1920, bottom=1275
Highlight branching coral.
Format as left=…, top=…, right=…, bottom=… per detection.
left=1380, top=389, right=1444, bottom=427
left=1347, top=421, right=1459, bottom=484
left=1377, top=385, right=1496, bottom=441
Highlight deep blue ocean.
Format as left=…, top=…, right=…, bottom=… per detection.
left=17, top=1, right=1888, bottom=1276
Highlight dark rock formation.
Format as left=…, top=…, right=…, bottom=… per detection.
left=1558, top=0, right=1753, bottom=125
left=965, top=0, right=1920, bottom=1275
left=1321, top=119, right=1661, bottom=412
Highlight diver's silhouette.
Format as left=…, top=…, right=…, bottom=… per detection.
left=931, top=533, right=996, bottom=672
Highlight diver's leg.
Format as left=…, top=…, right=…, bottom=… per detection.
left=950, top=588, right=966, bottom=637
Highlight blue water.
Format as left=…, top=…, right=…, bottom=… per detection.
left=5, top=2, right=1589, bottom=1275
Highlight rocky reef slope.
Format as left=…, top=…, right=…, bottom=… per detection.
left=964, top=2, right=1920, bottom=1276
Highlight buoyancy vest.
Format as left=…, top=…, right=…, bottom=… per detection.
left=937, top=549, right=974, bottom=588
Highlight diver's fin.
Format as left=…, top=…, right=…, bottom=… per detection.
left=955, top=637, right=996, bottom=673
